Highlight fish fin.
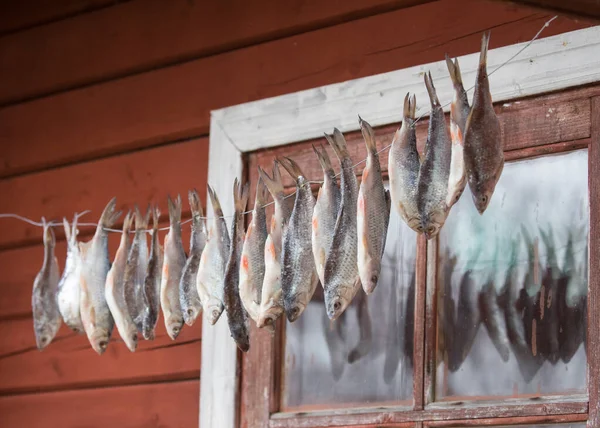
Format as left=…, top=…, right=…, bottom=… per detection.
left=358, top=116, right=377, bottom=155
left=255, top=175, right=269, bottom=207
left=278, top=156, right=305, bottom=183
left=232, top=178, right=250, bottom=213
left=424, top=71, right=441, bottom=108
left=410, top=94, right=417, bottom=119
left=312, top=143, right=334, bottom=175
left=258, top=162, right=285, bottom=200
left=134, top=204, right=150, bottom=230
left=445, top=55, right=464, bottom=87
left=62, top=217, right=71, bottom=242
left=99, top=197, right=122, bottom=229
left=325, top=128, right=350, bottom=162
left=188, top=189, right=204, bottom=218
left=479, top=31, right=490, bottom=69
left=402, top=93, right=412, bottom=121
left=152, top=205, right=160, bottom=231
left=122, top=210, right=133, bottom=235
left=167, top=194, right=182, bottom=225
left=207, top=184, right=224, bottom=217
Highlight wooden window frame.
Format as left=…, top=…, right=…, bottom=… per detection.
left=200, top=26, right=600, bottom=428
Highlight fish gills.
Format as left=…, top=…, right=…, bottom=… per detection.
left=257, top=162, right=292, bottom=328
left=239, top=176, right=268, bottom=324
left=105, top=212, right=138, bottom=352
left=224, top=179, right=251, bottom=351
left=389, top=93, right=421, bottom=233
left=280, top=156, right=318, bottom=322
left=57, top=215, right=84, bottom=333
left=463, top=31, right=504, bottom=214
left=445, top=55, right=470, bottom=209
left=161, top=195, right=187, bottom=340
left=417, top=72, right=452, bottom=240
left=80, top=198, right=121, bottom=355
left=311, top=143, right=341, bottom=288
left=357, top=117, right=391, bottom=295
left=180, top=190, right=207, bottom=326
left=196, top=185, right=231, bottom=325
left=123, top=205, right=150, bottom=334
left=32, top=220, right=61, bottom=350
left=142, top=206, right=163, bottom=340
left=323, top=128, right=361, bottom=320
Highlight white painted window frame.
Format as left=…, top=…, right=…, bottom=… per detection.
left=200, top=26, right=600, bottom=428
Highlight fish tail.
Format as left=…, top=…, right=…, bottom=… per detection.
left=99, top=197, right=122, bottom=229
left=258, top=161, right=285, bottom=201
left=167, top=195, right=182, bottom=225
left=232, top=178, right=250, bottom=213
left=188, top=189, right=204, bottom=218
left=424, top=71, right=441, bottom=108
left=479, top=31, right=490, bottom=69
left=152, top=205, right=160, bottom=231
left=402, top=93, right=411, bottom=120
left=325, top=128, right=350, bottom=162
left=278, top=156, right=306, bottom=183
left=134, top=204, right=150, bottom=230
left=312, top=143, right=334, bottom=176
left=62, top=217, right=71, bottom=242
left=41, top=217, right=55, bottom=248
left=207, top=184, right=224, bottom=217
left=122, top=210, right=133, bottom=235
left=255, top=176, right=270, bottom=207
left=445, top=54, right=464, bottom=87
left=358, top=116, right=377, bottom=155
left=410, top=94, right=417, bottom=118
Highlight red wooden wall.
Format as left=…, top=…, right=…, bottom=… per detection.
left=0, top=1, right=589, bottom=426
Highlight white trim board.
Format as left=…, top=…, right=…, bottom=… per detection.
left=200, top=25, right=600, bottom=428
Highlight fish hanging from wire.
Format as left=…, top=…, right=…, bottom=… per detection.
left=57, top=215, right=84, bottom=334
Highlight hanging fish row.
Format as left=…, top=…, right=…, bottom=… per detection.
left=32, top=32, right=505, bottom=353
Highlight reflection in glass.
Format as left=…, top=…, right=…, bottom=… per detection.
left=282, top=201, right=416, bottom=410
left=436, top=150, right=588, bottom=399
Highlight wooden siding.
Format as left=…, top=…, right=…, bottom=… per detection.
left=0, top=0, right=589, bottom=427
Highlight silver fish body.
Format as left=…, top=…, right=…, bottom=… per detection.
left=32, top=221, right=61, bottom=350
left=142, top=207, right=163, bottom=340
left=445, top=56, right=470, bottom=209
left=223, top=179, right=250, bottom=351
left=357, top=117, right=391, bottom=295
left=280, top=157, right=318, bottom=322
left=123, top=206, right=149, bottom=334
left=180, top=190, right=207, bottom=326
left=80, top=198, right=121, bottom=354
left=389, top=93, right=421, bottom=233
left=196, top=185, right=231, bottom=325
left=105, top=212, right=138, bottom=352
left=323, top=129, right=360, bottom=320
left=417, top=72, right=452, bottom=240
left=239, top=177, right=268, bottom=324
left=161, top=195, right=187, bottom=340
left=57, top=216, right=84, bottom=333
left=311, top=144, right=340, bottom=287
left=463, top=31, right=504, bottom=214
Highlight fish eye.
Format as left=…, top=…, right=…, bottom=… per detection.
left=427, top=226, right=436, bottom=235
left=291, top=307, right=300, bottom=318
left=264, top=317, right=274, bottom=326
left=172, top=326, right=180, bottom=335
left=99, top=340, right=108, bottom=350
left=187, top=308, right=194, bottom=316
left=481, top=195, right=488, bottom=204
left=371, top=274, right=378, bottom=284
left=455, top=193, right=461, bottom=202
left=40, top=336, right=48, bottom=345
left=333, top=301, right=342, bottom=311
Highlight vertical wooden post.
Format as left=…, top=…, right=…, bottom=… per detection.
left=588, top=96, right=600, bottom=428
left=413, top=235, right=428, bottom=409
left=423, top=237, right=438, bottom=405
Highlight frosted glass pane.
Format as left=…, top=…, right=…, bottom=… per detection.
left=436, top=150, right=588, bottom=400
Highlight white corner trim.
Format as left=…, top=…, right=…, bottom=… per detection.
left=212, top=26, right=600, bottom=153
left=201, top=25, right=600, bottom=428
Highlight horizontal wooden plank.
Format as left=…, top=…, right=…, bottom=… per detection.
left=0, top=0, right=427, bottom=105
left=0, top=0, right=588, bottom=178
left=0, top=314, right=201, bottom=393
left=0, top=0, right=125, bottom=35
left=0, top=138, right=208, bottom=250
left=0, top=379, right=199, bottom=428
left=248, top=86, right=595, bottom=191
left=0, top=213, right=197, bottom=319
left=505, top=0, right=600, bottom=21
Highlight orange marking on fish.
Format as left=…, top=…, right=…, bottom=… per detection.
left=362, top=234, right=368, bottom=248
left=241, top=255, right=249, bottom=272
left=163, top=262, right=169, bottom=278
left=358, top=194, right=365, bottom=215
left=268, top=241, right=276, bottom=257
left=247, top=223, right=253, bottom=236
left=312, top=217, right=318, bottom=230
left=362, top=166, right=369, bottom=181
left=456, top=127, right=463, bottom=145
left=270, top=217, right=276, bottom=233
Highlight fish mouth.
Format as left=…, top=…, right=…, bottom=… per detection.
left=285, top=305, right=305, bottom=323
left=93, top=339, right=109, bottom=355
left=326, top=298, right=345, bottom=321
left=184, top=308, right=198, bottom=326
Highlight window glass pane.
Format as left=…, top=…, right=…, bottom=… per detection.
left=452, top=424, right=585, bottom=428
left=436, top=150, right=588, bottom=400
left=282, top=198, right=416, bottom=410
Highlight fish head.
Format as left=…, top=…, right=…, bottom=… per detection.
left=257, top=299, right=284, bottom=329
left=469, top=161, right=504, bottom=214
left=206, top=300, right=224, bottom=325
left=33, top=322, right=58, bottom=351
left=324, top=282, right=358, bottom=321
left=183, top=305, right=201, bottom=326
left=360, top=260, right=382, bottom=295
left=123, top=330, right=139, bottom=353
left=89, top=329, right=111, bottom=355
left=421, top=208, right=446, bottom=240
left=284, top=291, right=310, bottom=322
left=142, top=326, right=155, bottom=341
left=166, top=317, right=184, bottom=340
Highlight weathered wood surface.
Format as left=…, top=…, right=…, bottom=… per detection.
left=504, top=0, right=600, bottom=20
left=425, top=413, right=587, bottom=426
left=0, top=0, right=587, bottom=178
left=0, top=137, right=208, bottom=250
left=247, top=87, right=596, bottom=192
left=414, top=236, right=428, bottom=409
left=0, top=379, right=200, bottom=428
left=268, top=396, right=587, bottom=427
left=0, top=0, right=125, bottom=35
left=587, top=96, right=600, bottom=428
left=0, top=317, right=201, bottom=394
left=0, top=0, right=427, bottom=105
